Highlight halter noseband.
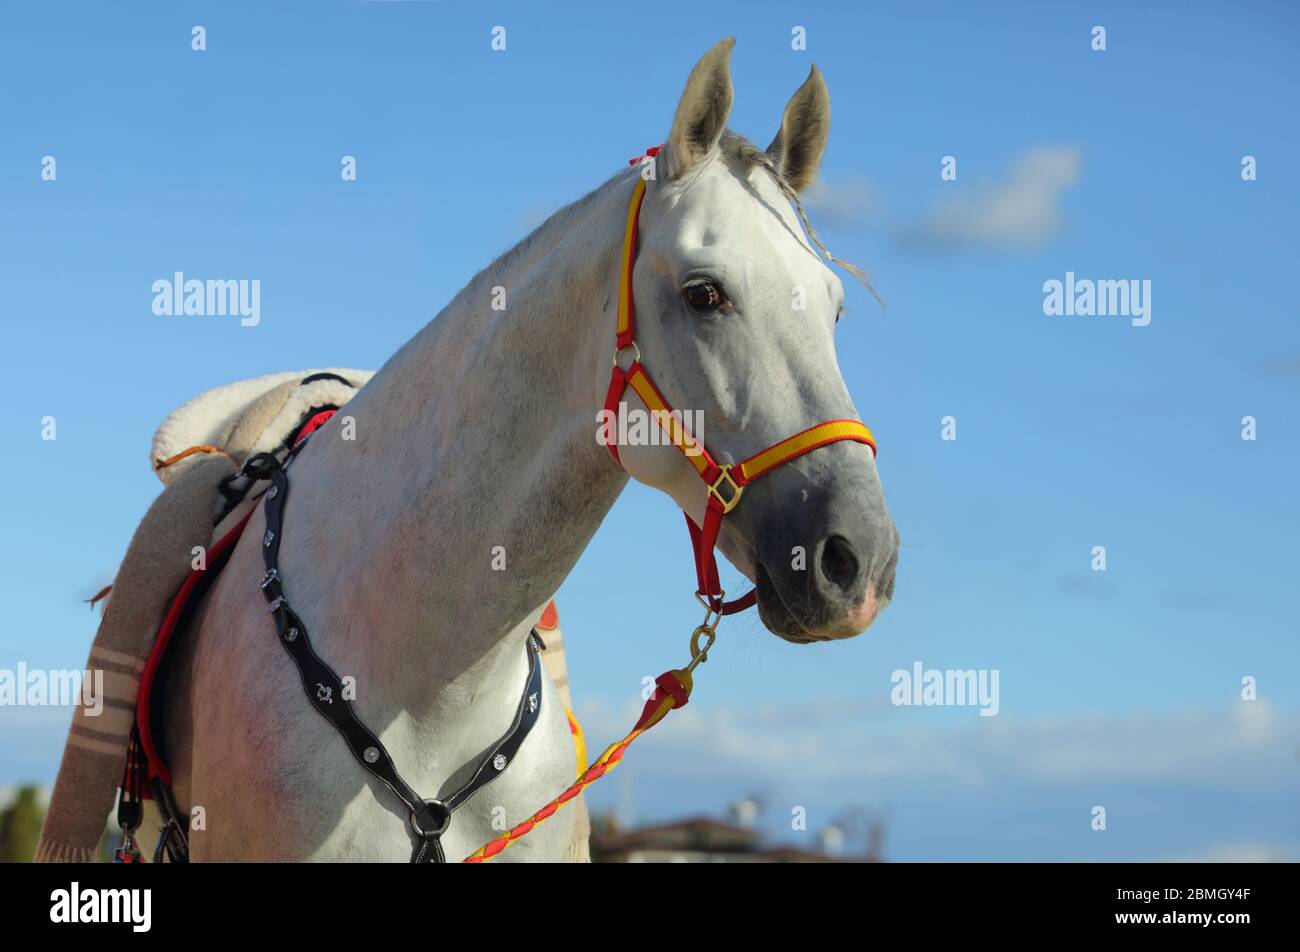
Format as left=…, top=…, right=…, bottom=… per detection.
left=602, top=176, right=877, bottom=615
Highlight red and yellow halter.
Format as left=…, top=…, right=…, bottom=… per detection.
left=602, top=175, right=877, bottom=616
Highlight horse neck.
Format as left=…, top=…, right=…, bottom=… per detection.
left=278, top=172, right=635, bottom=705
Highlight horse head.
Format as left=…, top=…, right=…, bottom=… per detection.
left=609, top=39, right=900, bottom=643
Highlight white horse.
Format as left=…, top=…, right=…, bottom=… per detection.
left=162, top=38, right=899, bottom=861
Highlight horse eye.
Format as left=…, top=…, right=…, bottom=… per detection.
left=683, top=281, right=724, bottom=312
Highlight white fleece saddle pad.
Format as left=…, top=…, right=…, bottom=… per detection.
left=150, top=368, right=375, bottom=483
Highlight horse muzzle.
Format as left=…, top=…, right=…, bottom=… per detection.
left=750, top=479, right=899, bottom=642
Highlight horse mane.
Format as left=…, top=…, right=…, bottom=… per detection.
left=717, top=131, right=881, bottom=306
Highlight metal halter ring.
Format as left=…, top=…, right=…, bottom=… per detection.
left=695, top=590, right=724, bottom=633
left=612, top=341, right=641, bottom=370
left=410, top=798, right=451, bottom=838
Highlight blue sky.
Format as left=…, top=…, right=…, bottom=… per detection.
left=2, top=2, right=1297, bottom=860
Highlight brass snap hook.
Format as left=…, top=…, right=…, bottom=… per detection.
left=685, top=624, right=717, bottom=674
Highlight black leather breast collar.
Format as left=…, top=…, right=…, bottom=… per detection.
left=244, top=440, right=544, bottom=863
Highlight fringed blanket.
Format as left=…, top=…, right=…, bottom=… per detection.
left=36, top=370, right=372, bottom=862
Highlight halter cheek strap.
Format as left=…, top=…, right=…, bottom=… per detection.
left=603, top=176, right=877, bottom=613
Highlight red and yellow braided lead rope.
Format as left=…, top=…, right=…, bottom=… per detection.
left=463, top=667, right=693, bottom=862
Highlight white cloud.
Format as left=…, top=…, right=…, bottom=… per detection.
left=903, top=146, right=1082, bottom=250
left=576, top=696, right=1299, bottom=792
left=1161, top=842, right=1297, bottom=863
left=576, top=696, right=1299, bottom=859
left=801, top=177, right=879, bottom=227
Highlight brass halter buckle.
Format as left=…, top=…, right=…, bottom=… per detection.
left=706, top=464, right=744, bottom=514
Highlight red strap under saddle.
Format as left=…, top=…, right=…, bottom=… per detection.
left=134, top=509, right=255, bottom=788
left=133, top=409, right=340, bottom=790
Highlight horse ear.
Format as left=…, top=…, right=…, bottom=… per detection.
left=665, top=38, right=735, bottom=180
left=766, top=65, right=831, bottom=193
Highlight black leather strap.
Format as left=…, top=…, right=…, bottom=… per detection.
left=300, top=372, right=355, bottom=387
left=150, top=778, right=190, bottom=863
left=245, top=446, right=543, bottom=863
left=213, top=399, right=342, bottom=526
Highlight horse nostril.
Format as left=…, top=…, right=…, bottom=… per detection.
left=819, top=535, right=860, bottom=595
